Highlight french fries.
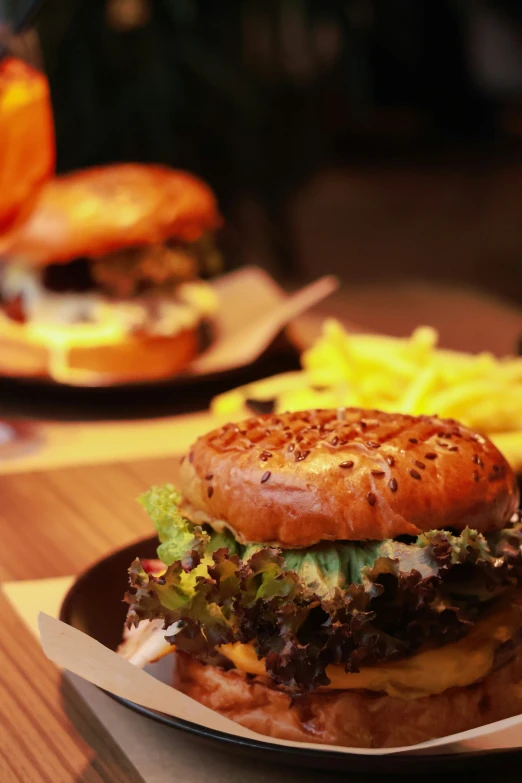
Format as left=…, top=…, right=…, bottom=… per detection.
left=211, top=320, right=522, bottom=471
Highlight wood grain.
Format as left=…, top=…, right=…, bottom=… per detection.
left=0, top=456, right=181, bottom=783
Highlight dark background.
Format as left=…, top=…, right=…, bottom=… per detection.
left=11, top=1, right=522, bottom=299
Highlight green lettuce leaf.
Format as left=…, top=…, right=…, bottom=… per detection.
left=206, top=528, right=240, bottom=557
left=137, top=485, right=459, bottom=593
left=138, top=484, right=208, bottom=566
left=241, top=538, right=446, bottom=599
left=128, top=485, right=522, bottom=691
left=281, top=541, right=380, bottom=595
left=417, top=527, right=493, bottom=566
left=138, top=485, right=239, bottom=566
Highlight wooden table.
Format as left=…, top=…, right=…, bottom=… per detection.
left=0, top=457, right=177, bottom=783
left=2, top=284, right=522, bottom=781
left=3, top=457, right=522, bottom=782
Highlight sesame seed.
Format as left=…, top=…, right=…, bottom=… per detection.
left=296, top=450, right=310, bottom=462
left=294, top=449, right=302, bottom=462
left=331, top=436, right=339, bottom=446
left=424, top=452, right=437, bottom=460
left=385, top=455, right=395, bottom=467
left=413, top=459, right=425, bottom=470
left=492, top=464, right=500, bottom=473
left=288, top=444, right=295, bottom=453
left=265, top=429, right=271, bottom=436
left=205, top=473, right=214, bottom=481
left=371, top=469, right=385, bottom=476
left=339, top=460, right=354, bottom=469
left=389, top=477, right=398, bottom=492
left=448, top=445, right=458, bottom=452
left=408, top=438, right=418, bottom=444
left=409, top=469, right=421, bottom=480
left=261, top=471, right=271, bottom=483
left=260, top=451, right=272, bottom=461
left=472, top=455, right=484, bottom=467
left=473, top=470, right=479, bottom=482
left=367, top=491, right=377, bottom=506
left=366, top=441, right=380, bottom=449
left=207, top=486, right=214, bottom=498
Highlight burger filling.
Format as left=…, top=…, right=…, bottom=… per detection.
left=0, top=233, right=219, bottom=337
left=124, top=484, right=522, bottom=694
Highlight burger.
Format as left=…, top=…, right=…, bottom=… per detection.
left=0, top=164, right=221, bottom=384
left=121, top=408, right=522, bottom=748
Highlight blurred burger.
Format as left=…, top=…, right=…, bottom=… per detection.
left=122, top=408, right=522, bottom=748
left=0, top=164, right=221, bottom=383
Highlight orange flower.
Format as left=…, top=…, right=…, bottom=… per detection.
left=0, top=56, right=55, bottom=236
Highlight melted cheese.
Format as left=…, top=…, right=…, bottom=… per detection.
left=0, top=261, right=217, bottom=383
left=220, top=597, right=522, bottom=700
left=1, top=263, right=217, bottom=338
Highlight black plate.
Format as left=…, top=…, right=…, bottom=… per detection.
left=0, top=333, right=299, bottom=420
left=60, top=537, right=522, bottom=774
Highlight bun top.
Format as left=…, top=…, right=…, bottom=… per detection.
left=0, top=164, right=221, bottom=264
left=179, top=408, right=519, bottom=547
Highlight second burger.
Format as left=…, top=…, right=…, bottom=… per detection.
left=0, top=164, right=221, bottom=383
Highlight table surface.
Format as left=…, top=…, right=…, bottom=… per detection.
left=0, top=457, right=177, bottom=783
left=3, top=281, right=522, bottom=781
left=3, top=450, right=522, bottom=782
left=3, top=282, right=522, bottom=478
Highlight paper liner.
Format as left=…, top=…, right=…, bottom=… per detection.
left=38, top=612, right=522, bottom=757
left=190, top=267, right=338, bottom=374
left=2, top=577, right=316, bottom=782
left=4, top=575, right=522, bottom=758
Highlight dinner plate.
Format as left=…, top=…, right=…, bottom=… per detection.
left=0, top=337, right=299, bottom=420
left=60, top=537, right=522, bottom=774
left=0, top=328, right=298, bottom=391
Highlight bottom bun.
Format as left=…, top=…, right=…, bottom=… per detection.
left=174, top=647, right=522, bottom=748
left=0, top=316, right=207, bottom=385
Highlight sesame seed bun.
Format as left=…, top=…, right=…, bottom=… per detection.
left=179, top=409, right=519, bottom=547
left=0, top=164, right=221, bottom=265
left=173, top=639, right=522, bottom=748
